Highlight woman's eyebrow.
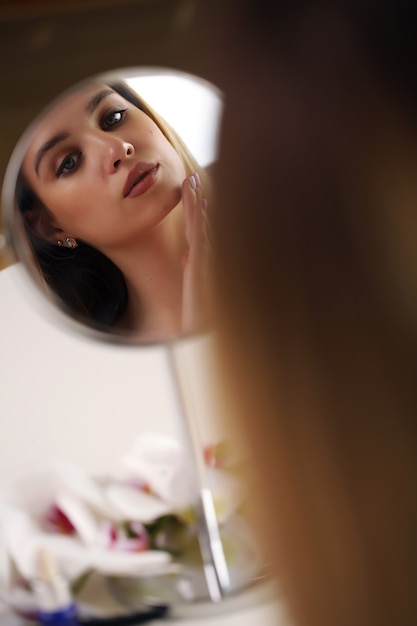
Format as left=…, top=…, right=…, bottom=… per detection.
left=86, top=88, right=114, bottom=114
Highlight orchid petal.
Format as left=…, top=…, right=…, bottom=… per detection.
left=55, top=492, right=100, bottom=546
left=0, top=523, right=10, bottom=591
left=121, top=433, right=195, bottom=507
left=86, top=547, right=171, bottom=577
left=104, top=483, right=174, bottom=523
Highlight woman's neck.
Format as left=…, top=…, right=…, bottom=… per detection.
left=105, top=203, right=187, bottom=340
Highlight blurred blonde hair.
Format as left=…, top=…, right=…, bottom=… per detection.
left=209, top=3, right=417, bottom=625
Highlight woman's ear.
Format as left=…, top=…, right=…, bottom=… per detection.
left=23, top=206, right=63, bottom=244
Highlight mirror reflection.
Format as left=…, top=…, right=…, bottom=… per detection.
left=3, top=68, right=223, bottom=343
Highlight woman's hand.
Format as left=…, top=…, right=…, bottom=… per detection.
left=181, top=172, right=214, bottom=334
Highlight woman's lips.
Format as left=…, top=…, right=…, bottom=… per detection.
left=123, top=162, right=159, bottom=198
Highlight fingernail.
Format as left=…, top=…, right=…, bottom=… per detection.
left=202, top=198, right=208, bottom=211
left=189, top=175, right=196, bottom=189
left=194, top=172, right=201, bottom=187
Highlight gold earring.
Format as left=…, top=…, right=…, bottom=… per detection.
left=57, top=237, right=78, bottom=249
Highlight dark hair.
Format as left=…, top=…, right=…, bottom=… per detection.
left=15, top=80, right=204, bottom=334
left=17, top=174, right=129, bottom=330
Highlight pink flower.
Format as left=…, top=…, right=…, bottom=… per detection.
left=102, top=521, right=149, bottom=552
left=43, top=503, right=76, bottom=535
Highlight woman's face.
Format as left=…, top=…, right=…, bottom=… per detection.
left=22, top=82, right=187, bottom=252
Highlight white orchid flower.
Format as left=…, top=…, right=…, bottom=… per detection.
left=121, top=432, right=196, bottom=509
left=0, top=432, right=253, bottom=619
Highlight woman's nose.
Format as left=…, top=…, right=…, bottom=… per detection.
left=112, top=141, right=134, bottom=170
left=95, top=134, right=135, bottom=173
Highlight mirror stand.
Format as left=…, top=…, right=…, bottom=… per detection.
left=167, top=339, right=231, bottom=602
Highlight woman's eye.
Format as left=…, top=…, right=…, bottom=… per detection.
left=102, top=109, right=127, bottom=130
left=56, top=153, right=81, bottom=177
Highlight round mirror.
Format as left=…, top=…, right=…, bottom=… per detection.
left=2, top=67, right=223, bottom=344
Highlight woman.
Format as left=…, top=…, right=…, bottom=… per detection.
left=16, top=79, right=212, bottom=341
